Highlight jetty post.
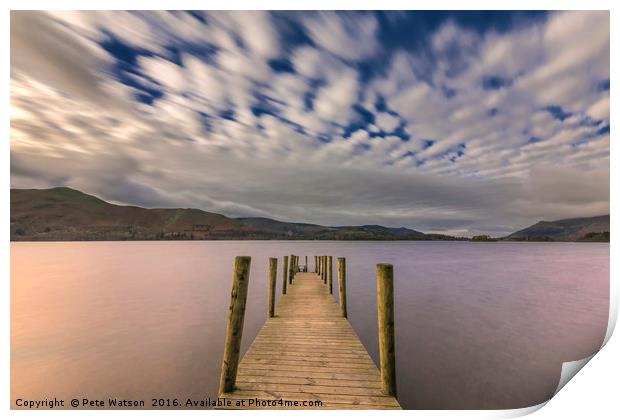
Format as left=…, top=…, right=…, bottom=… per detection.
left=288, top=254, right=294, bottom=284
left=376, top=263, right=396, bottom=397
left=268, top=257, right=277, bottom=317
left=282, top=256, right=289, bottom=295
left=305, top=256, right=308, bottom=272
left=323, top=256, right=327, bottom=284
left=219, top=256, right=252, bottom=394
left=328, top=256, right=333, bottom=294
left=338, top=257, right=347, bottom=318
left=315, top=256, right=318, bottom=272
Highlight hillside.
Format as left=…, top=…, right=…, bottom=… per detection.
left=504, top=215, right=610, bottom=242
left=10, top=187, right=455, bottom=241
left=10, top=187, right=248, bottom=241
left=237, top=218, right=430, bottom=240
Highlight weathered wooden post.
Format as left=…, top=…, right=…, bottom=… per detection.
left=305, top=256, right=308, bottom=272
left=318, top=256, right=321, bottom=275
left=328, top=256, right=333, bottom=294
left=323, top=256, right=327, bottom=284
left=338, top=257, right=347, bottom=318
left=219, top=256, right=252, bottom=394
left=268, top=257, right=277, bottom=317
left=376, top=263, right=396, bottom=397
left=289, top=254, right=294, bottom=284
left=282, top=255, right=288, bottom=295
left=315, top=256, right=318, bottom=273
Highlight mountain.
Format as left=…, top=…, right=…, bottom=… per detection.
left=10, top=187, right=248, bottom=241
left=237, top=218, right=430, bottom=240
left=504, top=215, right=610, bottom=242
left=10, top=187, right=457, bottom=241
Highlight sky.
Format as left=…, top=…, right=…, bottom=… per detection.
left=10, top=10, right=610, bottom=236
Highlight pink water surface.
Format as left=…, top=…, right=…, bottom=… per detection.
left=11, top=241, right=609, bottom=409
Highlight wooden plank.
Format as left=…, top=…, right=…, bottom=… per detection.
left=220, top=390, right=401, bottom=406
left=245, top=351, right=374, bottom=360
left=235, top=375, right=381, bottom=388
left=235, top=382, right=390, bottom=396
left=218, top=272, right=401, bottom=410
left=237, top=369, right=382, bottom=381
left=244, top=348, right=369, bottom=356
left=241, top=358, right=378, bottom=368
left=238, top=363, right=381, bottom=374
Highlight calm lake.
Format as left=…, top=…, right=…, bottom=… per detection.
left=11, top=241, right=609, bottom=409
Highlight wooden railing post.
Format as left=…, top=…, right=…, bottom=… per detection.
left=219, top=256, right=252, bottom=394
left=315, top=256, right=318, bottom=273
left=268, top=257, right=277, bottom=317
left=338, top=257, right=347, bottom=318
left=305, top=256, right=308, bottom=272
left=376, top=263, right=396, bottom=397
left=328, top=256, right=333, bottom=294
left=288, top=254, right=294, bottom=284
left=282, top=255, right=288, bottom=295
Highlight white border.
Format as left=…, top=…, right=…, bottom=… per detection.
left=2, top=1, right=617, bottom=419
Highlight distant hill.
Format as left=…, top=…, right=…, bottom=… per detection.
left=237, top=217, right=429, bottom=240
left=10, top=187, right=457, bottom=241
left=504, top=215, right=610, bottom=242
left=10, top=187, right=247, bottom=241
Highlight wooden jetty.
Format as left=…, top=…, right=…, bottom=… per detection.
left=218, top=255, right=400, bottom=410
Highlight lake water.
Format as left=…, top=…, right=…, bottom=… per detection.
left=11, top=241, right=609, bottom=409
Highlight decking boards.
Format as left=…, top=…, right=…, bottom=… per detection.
left=219, top=272, right=401, bottom=409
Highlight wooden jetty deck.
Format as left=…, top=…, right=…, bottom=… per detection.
left=218, top=256, right=400, bottom=409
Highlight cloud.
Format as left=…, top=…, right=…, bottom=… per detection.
left=10, top=11, right=122, bottom=110
left=10, top=11, right=610, bottom=236
left=209, top=11, right=280, bottom=59
left=313, top=67, right=359, bottom=127
left=587, top=96, right=610, bottom=120
left=302, top=12, right=378, bottom=60
left=374, top=112, right=401, bottom=133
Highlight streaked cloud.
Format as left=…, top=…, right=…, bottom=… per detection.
left=10, top=11, right=609, bottom=236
